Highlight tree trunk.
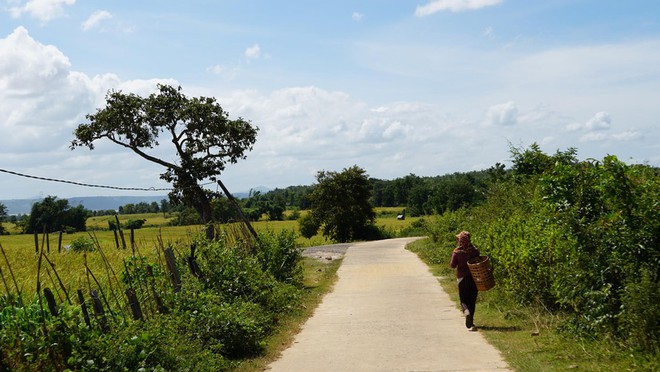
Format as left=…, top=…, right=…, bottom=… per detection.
left=190, top=185, right=215, bottom=240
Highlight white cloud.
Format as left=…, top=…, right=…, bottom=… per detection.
left=611, top=130, right=641, bottom=141
left=486, top=101, right=518, bottom=126
left=9, top=0, right=76, bottom=22
left=216, top=86, right=493, bottom=189
left=580, top=132, right=608, bottom=142
left=81, top=10, right=113, bottom=31
left=207, top=64, right=225, bottom=75
left=567, top=112, right=612, bottom=132
left=565, top=122, right=582, bottom=132
left=245, top=44, right=261, bottom=61
left=415, top=0, right=502, bottom=16
left=352, top=12, right=364, bottom=21
left=0, top=27, right=71, bottom=95
left=584, top=111, right=611, bottom=131
left=0, top=26, right=181, bottom=198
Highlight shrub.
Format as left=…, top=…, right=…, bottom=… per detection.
left=124, top=218, right=146, bottom=230
left=619, top=267, right=660, bottom=352
left=398, top=217, right=428, bottom=237
left=422, top=152, right=660, bottom=350
left=69, top=236, right=96, bottom=252
left=258, top=229, right=303, bottom=284
left=298, top=214, right=320, bottom=238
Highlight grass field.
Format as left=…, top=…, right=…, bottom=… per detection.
left=0, top=209, right=419, bottom=297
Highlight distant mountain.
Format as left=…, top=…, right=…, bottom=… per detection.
left=1, top=188, right=266, bottom=215
left=1, top=196, right=168, bottom=215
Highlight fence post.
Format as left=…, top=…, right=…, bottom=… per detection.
left=130, top=229, right=135, bottom=256
left=77, top=289, right=91, bottom=329
left=34, top=232, right=39, bottom=254
left=113, top=229, right=119, bottom=249
left=146, top=265, right=168, bottom=314
left=187, top=244, right=204, bottom=280
left=125, top=288, right=143, bottom=321
left=164, top=247, right=181, bottom=293
left=58, top=231, right=63, bottom=253
left=90, top=289, right=109, bottom=332
left=115, top=215, right=126, bottom=249
left=43, top=288, right=58, bottom=317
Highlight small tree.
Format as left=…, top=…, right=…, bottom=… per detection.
left=0, top=202, right=8, bottom=235
left=298, top=214, right=320, bottom=238
left=71, top=84, right=258, bottom=240
left=308, top=165, right=376, bottom=243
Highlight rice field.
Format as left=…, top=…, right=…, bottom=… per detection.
left=0, top=209, right=420, bottom=296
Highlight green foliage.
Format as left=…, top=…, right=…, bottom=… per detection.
left=69, top=236, right=96, bottom=252
left=258, top=229, right=303, bottom=285
left=309, top=165, right=377, bottom=243
left=118, top=201, right=163, bottom=214
left=121, top=256, right=165, bottom=288
left=619, top=267, right=660, bottom=352
left=510, top=142, right=577, bottom=178
left=1, top=230, right=303, bottom=370
left=124, top=218, right=146, bottom=230
left=25, top=196, right=89, bottom=234
left=397, top=217, right=429, bottom=237
left=71, top=84, right=259, bottom=237
left=422, top=148, right=660, bottom=352
left=170, top=207, right=203, bottom=226
left=0, top=202, right=7, bottom=235
left=297, top=213, right=320, bottom=238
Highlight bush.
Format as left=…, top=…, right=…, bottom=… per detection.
left=619, top=267, right=660, bottom=352
left=258, top=229, right=303, bottom=284
left=69, top=236, right=96, bottom=252
left=422, top=153, right=660, bottom=350
left=124, top=218, right=146, bottom=230
left=1, top=230, right=305, bottom=370
left=398, top=217, right=428, bottom=237
left=298, top=214, right=319, bottom=238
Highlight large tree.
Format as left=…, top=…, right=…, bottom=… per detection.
left=308, top=165, right=376, bottom=243
left=71, top=84, right=258, bottom=239
left=25, top=196, right=88, bottom=234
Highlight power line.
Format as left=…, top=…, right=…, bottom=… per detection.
left=0, top=167, right=173, bottom=192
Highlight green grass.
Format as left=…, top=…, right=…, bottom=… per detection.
left=407, top=238, right=659, bottom=371
left=0, top=211, right=418, bottom=297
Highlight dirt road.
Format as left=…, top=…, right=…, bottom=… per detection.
left=267, top=237, right=511, bottom=371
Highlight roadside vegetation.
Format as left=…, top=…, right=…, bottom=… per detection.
left=0, top=207, right=416, bottom=370
left=408, top=145, right=659, bottom=370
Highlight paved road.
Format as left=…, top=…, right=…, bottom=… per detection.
left=267, top=237, right=511, bottom=372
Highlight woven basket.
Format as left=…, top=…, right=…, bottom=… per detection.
left=467, top=255, right=495, bottom=291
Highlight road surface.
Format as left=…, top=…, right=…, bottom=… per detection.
left=267, top=237, right=511, bottom=371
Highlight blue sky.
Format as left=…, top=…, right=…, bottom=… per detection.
left=1, top=0, right=659, bottom=199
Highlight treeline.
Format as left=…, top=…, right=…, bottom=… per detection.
left=0, top=167, right=499, bottom=233
left=418, top=144, right=660, bottom=352
left=241, top=168, right=504, bottom=217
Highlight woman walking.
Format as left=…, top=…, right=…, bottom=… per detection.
left=450, top=231, right=480, bottom=331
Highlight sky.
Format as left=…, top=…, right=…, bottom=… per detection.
left=1, top=0, right=659, bottom=200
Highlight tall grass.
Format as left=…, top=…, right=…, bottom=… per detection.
left=0, top=211, right=420, bottom=296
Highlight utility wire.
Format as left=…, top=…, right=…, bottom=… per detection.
left=0, top=167, right=173, bottom=192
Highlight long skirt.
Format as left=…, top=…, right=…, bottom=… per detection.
left=458, top=274, right=478, bottom=328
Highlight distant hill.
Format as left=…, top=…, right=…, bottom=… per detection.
left=1, top=187, right=266, bottom=215
left=1, top=196, right=168, bottom=215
